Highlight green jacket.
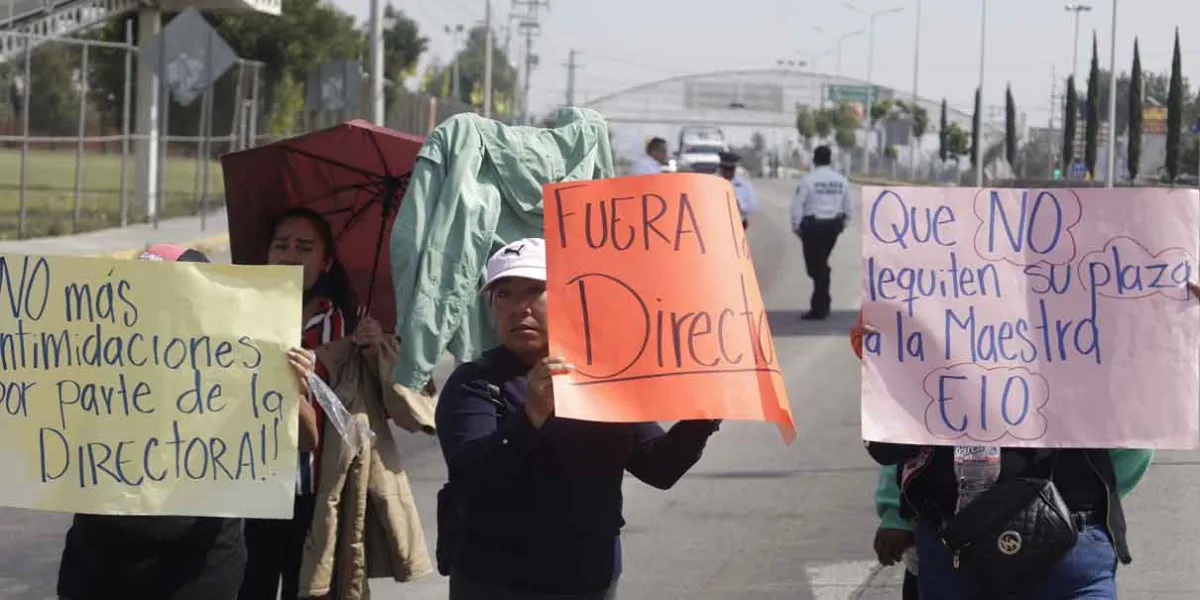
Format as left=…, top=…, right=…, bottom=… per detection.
left=873, top=450, right=1155, bottom=531
left=389, top=108, right=614, bottom=390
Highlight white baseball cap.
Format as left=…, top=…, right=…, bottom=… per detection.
left=480, top=237, right=547, bottom=293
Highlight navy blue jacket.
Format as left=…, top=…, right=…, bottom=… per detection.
left=435, top=345, right=719, bottom=594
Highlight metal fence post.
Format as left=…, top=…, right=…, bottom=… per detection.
left=247, top=63, right=260, bottom=148
left=17, top=38, right=31, bottom=239
left=155, top=43, right=168, bottom=229
left=119, top=18, right=133, bottom=227
left=72, top=43, right=90, bottom=233
left=230, top=61, right=244, bottom=150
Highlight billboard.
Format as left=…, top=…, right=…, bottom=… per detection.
left=1143, top=106, right=1168, bottom=134
left=684, top=80, right=784, bottom=113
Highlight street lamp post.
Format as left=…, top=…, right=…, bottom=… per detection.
left=445, top=24, right=466, bottom=102
left=777, top=59, right=807, bottom=172
left=1065, top=3, right=1093, bottom=82
left=910, top=0, right=922, bottom=180
left=1104, top=0, right=1117, bottom=186
left=843, top=2, right=904, bottom=176
left=975, top=0, right=987, bottom=188
left=833, top=29, right=866, bottom=96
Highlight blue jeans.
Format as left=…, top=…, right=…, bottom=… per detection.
left=915, top=522, right=1117, bottom=599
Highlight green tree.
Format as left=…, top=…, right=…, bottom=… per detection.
left=969, top=87, right=981, bottom=165
left=27, top=45, right=81, bottom=137
left=1085, top=33, right=1101, bottom=177
left=1183, top=135, right=1200, bottom=176
left=89, top=1, right=369, bottom=138
left=835, top=128, right=856, bottom=150
left=813, top=107, right=834, bottom=139
left=831, top=100, right=861, bottom=145
left=1005, top=84, right=1017, bottom=165
left=944, top=122, right=970, bottom=164
left=422, top=26, right=520, bottom=114
left=1063, top=75, right=1078, bottom=169
left=795, top=105, right=816, bottom=146
left=1167, top=28, right=1184, bottom=181
left=938, top=98, right=948, bottom=162
left=382, top=4, right=428, bottom=109
left=1128, top=38, right=1143, bottom=180
left=910, top=104, right=929, bottom=149
left=870, top=98, right=894, bottom=124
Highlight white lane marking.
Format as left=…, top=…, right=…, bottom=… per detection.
left=804, top=560, right=881, bottom=600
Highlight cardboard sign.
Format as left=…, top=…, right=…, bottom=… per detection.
left=860, top=187, right=1200, bottom=449
left=0, top=254, right=302, bottom=517
left=544, top=173, right=795, bottom=443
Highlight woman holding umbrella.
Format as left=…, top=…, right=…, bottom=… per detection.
left=238, top=207, right=373, bottom=599
left=239, top=207, right=435, bottom=600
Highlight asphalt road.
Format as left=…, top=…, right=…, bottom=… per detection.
left=2, top=180, right=1200, bottom=599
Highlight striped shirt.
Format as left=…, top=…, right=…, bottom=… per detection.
left=297, top=298, right=346, bottom=496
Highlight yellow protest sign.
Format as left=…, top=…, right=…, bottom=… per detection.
left=0, top=253, right=302, bottom=518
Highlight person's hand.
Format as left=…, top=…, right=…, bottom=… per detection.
left=1188, top=281, right=1200, bottom=301
left=287, top=347, right=316, bottom=397
left=873, top=528, right=914, bottom=566
left=353, top=308, right=385, bottom=359
left=849, top=316, right=876, bottom=360
left=525, top=357, right=573, bottom=429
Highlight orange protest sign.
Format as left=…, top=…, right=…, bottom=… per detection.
left=543, top=173, right=796, bottom=443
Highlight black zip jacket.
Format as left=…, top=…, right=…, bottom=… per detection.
left=866, top=442, right=1131, bottom=564
left=435, top=345, right=720, bottom=594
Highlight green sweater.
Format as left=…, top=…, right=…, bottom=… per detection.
left=389, top=108, right=615, bottom=390
left=874, top=449, right=1155, bottom=532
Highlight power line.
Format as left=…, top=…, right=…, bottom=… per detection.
left=511, top=0, right=549, bottom=124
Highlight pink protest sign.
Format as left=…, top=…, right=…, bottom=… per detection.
left=860, top=187, right=1200, bottom=449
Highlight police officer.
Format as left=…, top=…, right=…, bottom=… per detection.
left=718, top=151, right=756, bottom=229
left=790, top=145, right=852, bottom=320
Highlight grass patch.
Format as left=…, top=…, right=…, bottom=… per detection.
left=0, top=147, right=224, bottom=240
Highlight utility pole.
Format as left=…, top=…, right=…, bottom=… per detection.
left=368, top=0, right=383, bottom=124
left=564, top=49, right=581, bottom=106
left=445, top=24, right=465, bottom=103
left=1047, top=67, right=1058, bottom=176
left=483, top=0, right=493, bottom=118
left=1065, top=3, right=1093, bottom=82
left=512, top=0, right=549, bottom=125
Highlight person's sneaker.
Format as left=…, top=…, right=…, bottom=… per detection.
left=800, top=311, right=828, bottom=321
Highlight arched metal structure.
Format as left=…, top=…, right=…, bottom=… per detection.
left=583, top=67, right=995, bottom=133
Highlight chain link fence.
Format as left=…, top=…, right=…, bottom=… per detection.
left=0, top=30, right=489, bottom=241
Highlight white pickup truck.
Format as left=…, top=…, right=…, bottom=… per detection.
left=676, top=126, right=728, bottom=174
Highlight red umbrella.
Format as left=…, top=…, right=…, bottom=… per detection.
left=221, top=119, right=424, bottom=331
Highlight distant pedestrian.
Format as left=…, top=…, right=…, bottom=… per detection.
left=791, top=145, right=852, bottom=320
left=434, top=238, right=721, bottom=599
left=717, top=151, right=757, bottom=229
left=630, top=137, right=669, bottom=175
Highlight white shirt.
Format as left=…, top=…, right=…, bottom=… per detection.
left=730, top=175, right=757, bottom=218
left=791, top=165, right=853, bottom=229
left=630, top=154, right=664, bottom=175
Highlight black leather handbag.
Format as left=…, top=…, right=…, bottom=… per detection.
left=939, top=476, right=1080, bottom=599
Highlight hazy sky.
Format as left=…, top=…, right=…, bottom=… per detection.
left=333, top=0, right=1199, bottom=126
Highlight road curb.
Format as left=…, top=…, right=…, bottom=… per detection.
left=96, top=233, right=231, bottom=260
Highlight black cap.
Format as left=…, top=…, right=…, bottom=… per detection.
left=718, top=151, right=740, bottom=167
left=813, top=145, right=832, bottom=166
